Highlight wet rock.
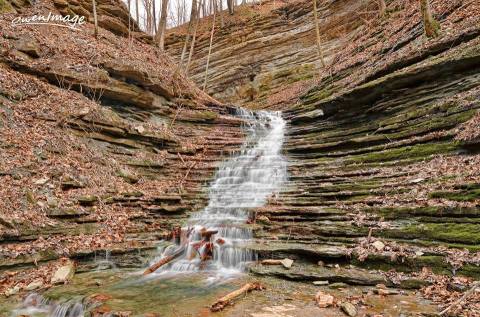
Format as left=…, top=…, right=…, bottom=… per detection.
left=251, top=304, right=297, bottom=317
left=340, top=302, right=357, bottom=317
left=315, top=291, right=334, bottom=308
left=51, top=261, right=75, bottom=284
left=25, top=279, right=43, bottom=291
left=374, top=288, right=400, bottom=295
left=250, top=263, right=386, bottom=286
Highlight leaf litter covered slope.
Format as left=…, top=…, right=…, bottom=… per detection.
left=0, top=0, right=245, bottom=282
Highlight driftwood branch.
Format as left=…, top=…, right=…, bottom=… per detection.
left=210, top=282, right=265, bottom=312
left=143, top=246, right=185, bottom=275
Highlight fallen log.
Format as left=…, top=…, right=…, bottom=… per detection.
left=143, top=246, right=185, bottom=275
left=210, top=282, right=265, bottom=312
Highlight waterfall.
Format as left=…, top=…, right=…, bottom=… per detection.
left=152, top=109, right=287, bottom=275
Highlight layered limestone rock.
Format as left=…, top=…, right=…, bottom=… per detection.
left=165, top=0, right=367, bottom=106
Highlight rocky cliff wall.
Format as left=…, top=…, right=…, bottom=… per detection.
left=165, top=0, right=370, bottom=107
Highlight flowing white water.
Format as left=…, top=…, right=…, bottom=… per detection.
left=12, top=293, right=85, bottom=317
left=152, top=109, right=287, bottom=275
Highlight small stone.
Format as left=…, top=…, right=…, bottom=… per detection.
left=25, top=279, right=43, bottom=291
left=256, top=215, right=270, bottom=224
left=317, top=260, right=325, bottom=267
left=134, top=125, right=145, bottom=134
left=315, top=291, right=334, bottom=308
left=372, top=240, right=385, bottom=251
left=313, top=280, right=329, bottom=286
left=4, top=285, right=20, bottom=297
left=329, top=282, right=348, bottom=289
left=415, top=251, right=424, bottom=257
left=51, top=261, right=75, bottom=284
left=47, top=197, right=59, bottom=208
left=280, top=258, right=294, bottom=269
left=340, top=302, right=357, bottom=317
left=34, top=177, right=49, bottom=185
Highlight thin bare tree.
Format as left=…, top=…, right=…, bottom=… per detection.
left=180, top=0, right=198, bottom=66
left=219, top=0, right=224, bottom=27
left=135, top=0, right=140, bottom=25
left=203, top=0, right=217, bottom=91
left=227, top=0, right=234, bottom=15
left=420, top=0, right=439, bottom=38
left=92, top=0, right=99, bottom=38
left=153, top=0, right=157, bottom=34
left=186, top=0, right=204, bottom=74
left=156, top=0, right=169, bottom=49
left=312, top=0, right=326, bottom=67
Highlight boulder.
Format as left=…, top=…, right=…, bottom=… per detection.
left=4, top=285, right=20, bottom=297
left=280, top=258, right=294, bottom=269
left=340, top=302, right=357, bottom=317
left=51, top=261, right=75, bottom=284
left=315, top=291, right=334, bottom=308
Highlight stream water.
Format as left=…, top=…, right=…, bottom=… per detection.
left=10, top=109, right=288, bottom=317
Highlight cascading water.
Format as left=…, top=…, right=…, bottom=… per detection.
left=12, top=293, right=85, bottom=317
left=151, top=109, right=287, bottom=275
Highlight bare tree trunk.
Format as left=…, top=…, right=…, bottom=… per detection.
left=227, top=0, right=234, bottom=15
left=312, top=0, right=325, bottom=67
left=92, top=0, right=98, bottom=38
left=203, top=0, right=216, bottom=91
left=219, top=0, right=224, bottom=27
left=135, top=0, right=140, bottom=26
left=156, top=0, right=169, bottom=49
left=378, top=0, right=386, bottom=17
left=420, top=0, right=439, bottom=38
left=127, top=0, right=131, bottom=41
left=180, top=0, right=197, bottom=66
left=153, top=0, right=157, bottom=35
left=186, top=0, right=203, bottom=74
